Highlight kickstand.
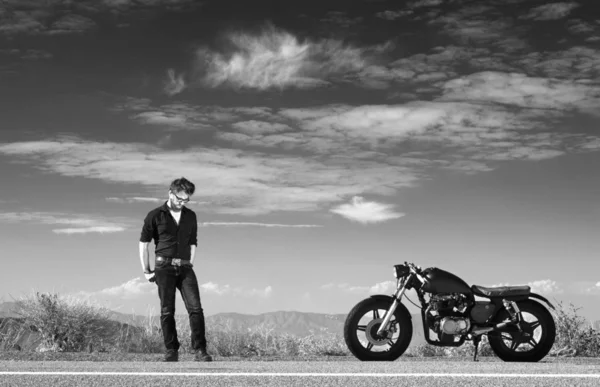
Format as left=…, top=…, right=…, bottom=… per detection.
left=472, top=335, right=481, bottom=362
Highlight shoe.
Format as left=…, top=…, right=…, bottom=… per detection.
left=163, top=350, right=179, bottom=362
left=194, top=349, right=213, bottom=362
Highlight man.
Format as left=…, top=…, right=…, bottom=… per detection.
left=139, top=177, right=213, bottom=362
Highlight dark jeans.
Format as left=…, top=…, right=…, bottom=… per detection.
left=154, top=260, right=207, bottom=352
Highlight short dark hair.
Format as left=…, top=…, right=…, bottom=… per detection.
left=170, top=177, right=195, bottom=196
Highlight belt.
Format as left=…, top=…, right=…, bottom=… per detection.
left=156, top=256, right=191, bottom=266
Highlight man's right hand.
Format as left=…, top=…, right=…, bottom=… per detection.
left=144, top=271, right=156, bottom=283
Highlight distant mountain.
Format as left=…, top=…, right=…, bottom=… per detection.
left=0, top=302, right=425, bottom=347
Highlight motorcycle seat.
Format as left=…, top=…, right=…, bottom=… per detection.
left=471, top=285, right=531, bottom=297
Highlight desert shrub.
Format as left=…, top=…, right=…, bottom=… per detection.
left=204, top=322, right=349, bottom=357
left=14, top=292, right=114, bottom=352
left=552, top=301, right=600, bottom=357
left=0, top=318, right=37, bottom=351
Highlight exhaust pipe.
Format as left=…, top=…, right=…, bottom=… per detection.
left=471, top=321, right=519, bottom=336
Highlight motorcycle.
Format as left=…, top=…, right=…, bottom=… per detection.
left=344, top=262, right=556, bottom=362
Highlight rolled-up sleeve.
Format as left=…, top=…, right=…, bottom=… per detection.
left=140, top=212, right=154, bottom=243
left=190, top=215, right=198, bottom=246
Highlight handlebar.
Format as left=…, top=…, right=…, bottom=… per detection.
left=405, top=261, right=422, bottom=274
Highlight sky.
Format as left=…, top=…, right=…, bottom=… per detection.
left=1, top=0, right=599, bottom=322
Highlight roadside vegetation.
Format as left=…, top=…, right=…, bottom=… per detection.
left=1, top=292, right=599, bottom=359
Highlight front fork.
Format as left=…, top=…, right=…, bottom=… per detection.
left=376, top=275, right=411, bottom=336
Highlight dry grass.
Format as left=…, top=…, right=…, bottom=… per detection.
left=3, top=292, right=599, bottom=359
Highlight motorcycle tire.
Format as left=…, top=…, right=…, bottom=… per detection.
left=344, top=297, right=412, bottom=361
left=488, top=299, right=556, bottom=362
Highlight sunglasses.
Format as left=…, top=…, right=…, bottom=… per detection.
left=171, top=192, right=190, bottom=203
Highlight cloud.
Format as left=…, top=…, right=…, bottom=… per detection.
left=231, top=121, right=292, bottom=135
left=200, top=222, right=322, bottom=228
left=488, top=279, right=563, bottom=294
left=330, top=196, right=405, bottom=224
left=528, top=280, right=563, bottom=295
left=164, top=69, right=186, bottom=96
left=0, top=211, right=129, bottom=234
left=320, top=11, right=363, bottom=28
left=53, top=226, right=126, bottom=234
left=376, top=10, right=413, bottom=20
left=77, top=278, right=155, bottom=300
left=515, top=47, right=600, bottom=81
left=106, top=197, right=163, bottom=203
left=133, top=111, right=190, bottom=127
left=0, top=0, right=200, bottom=36
left=321, top=280, right=396, bottom=295
left=570, top=281, right=600, bottom=295
left=0, top=138, right=421, bottom=215
left=409, top=0, right=443, bottom=7
left=46, top=14, right=96, bottom=34
left=429, top=4, right=528, bottom=51
left=0, top=49, right=53, bottom=60
left=200, top=282, right=273, bottom=298
left=196, top=25, right=386, bottom=90
left=438, top=71, right=600, bottom=113
left=521, top=2, right=580, bottom=21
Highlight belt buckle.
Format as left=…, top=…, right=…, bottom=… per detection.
left=172, top=258, right=181, bottom=266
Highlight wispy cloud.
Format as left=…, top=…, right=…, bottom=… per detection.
left=200, top=282, right=273, bottom=298
left=200, top=222, right=322, bottom=228
left=321, top=280, right=396, bottom=295
left=164, top=68, right=186, bottom=96
left=46, top=14, right=96, bottom=35
left=0, top=0, right=199, bottom=35
left=195, top=25, right=387, bottom=90
left=0, top=49, right=53, bottom=60
left=76, top=278, right=273, bottom=301
left=488, top=279, right=564, bottom=294
left=521, top=2, right=580, bottom=21
left=106, top=197, right=163, bottom=204
left=330, top=196, right=405, bottom=224
left=78, top=278, right=156, bottom=300
left=53, top=226, right=125, bottom=234
left=0, top=211, right=129, bottom=234
left=0, top=138, right=420, bottom=215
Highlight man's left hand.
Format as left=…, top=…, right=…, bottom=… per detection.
left=144, top=271, right=156, bottom=282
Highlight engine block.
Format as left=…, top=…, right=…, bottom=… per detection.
left=439, top=316, right=470, bottom=335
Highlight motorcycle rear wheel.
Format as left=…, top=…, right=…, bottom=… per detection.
left=344, top=298, right=412, bottom=361
left=488, top=299, right=556, bottom=362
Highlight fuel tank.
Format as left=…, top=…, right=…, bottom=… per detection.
left=421, top=267, right=472, bottom=294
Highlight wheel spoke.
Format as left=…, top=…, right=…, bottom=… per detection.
left=500, top=333, right=512, bottom=340
left=357, top=325, right=367, bottom=332
left=373, top=310, right=380, bottom=319
left=510, top=340, right=521, bottom=351
left=366, top=343, right=374, bottom=351
left=530, top=321, right=541, bottom=330
left=387, top=339, right=395, bottom=347
left=528, top=338, right=539, bottom=347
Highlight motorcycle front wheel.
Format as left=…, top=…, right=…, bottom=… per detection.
left=343, top=298, right=413, bottom=361
left=488, top=299, right=556, bottom=362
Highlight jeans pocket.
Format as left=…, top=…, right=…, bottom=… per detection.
left=155, top=259, right=169, bottom=269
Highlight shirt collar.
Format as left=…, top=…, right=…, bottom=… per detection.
left=161, top=201, right=187, bottom=213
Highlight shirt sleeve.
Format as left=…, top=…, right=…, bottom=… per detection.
left=139, top=212, right=155, bottom=243
left=190, top=214, right=198, bottom=246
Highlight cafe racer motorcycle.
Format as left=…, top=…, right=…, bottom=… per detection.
left=344, top=262, right=556, bottom=362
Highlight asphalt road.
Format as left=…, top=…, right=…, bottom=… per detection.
left=1, top=358, right=599, bottom=387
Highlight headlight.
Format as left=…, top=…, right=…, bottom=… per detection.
left=394, top=264, right=409, bottom=278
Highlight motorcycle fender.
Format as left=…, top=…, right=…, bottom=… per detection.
left=369, top=295, right=412, bottom=319
left=528, top=292, right=555, bottom=310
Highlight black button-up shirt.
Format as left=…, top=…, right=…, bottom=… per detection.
left=140, top=201, right=198, bottom=260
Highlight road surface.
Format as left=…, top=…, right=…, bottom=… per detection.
left=1, top=358, right=599, bottom=386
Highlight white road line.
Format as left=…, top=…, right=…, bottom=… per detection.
left=0, top=372, right=599, bottom=378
